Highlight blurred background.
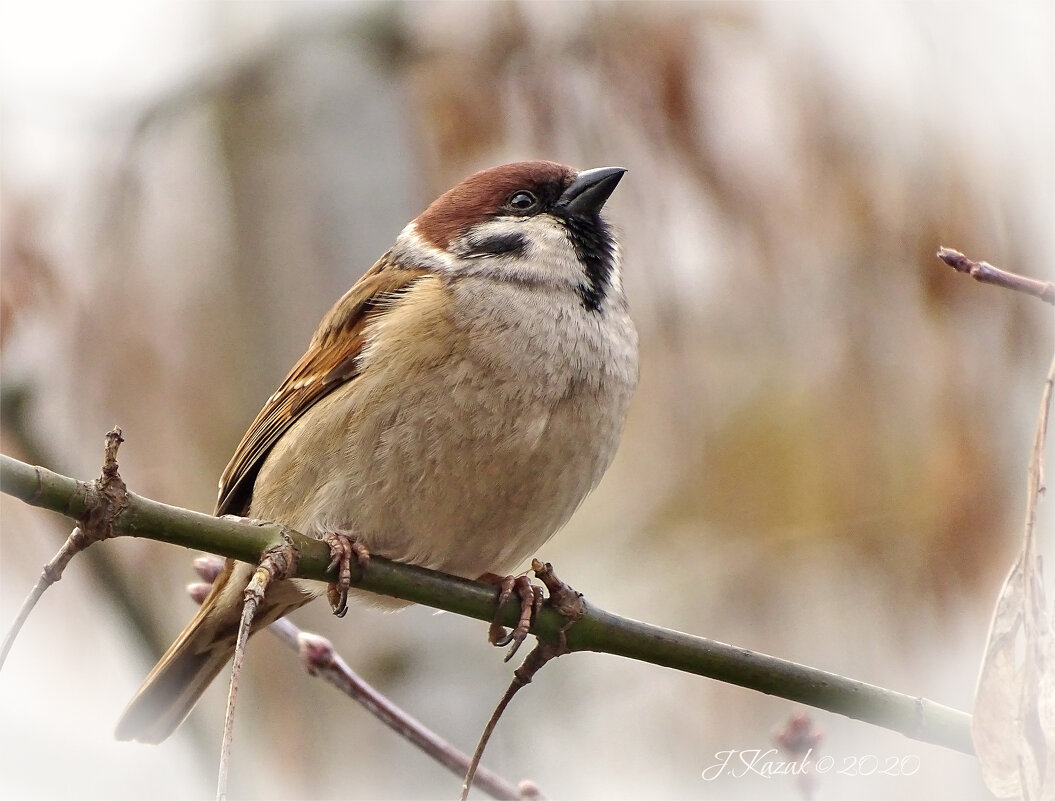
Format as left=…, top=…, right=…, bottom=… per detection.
left=1, top=2, right=1052, bottom=799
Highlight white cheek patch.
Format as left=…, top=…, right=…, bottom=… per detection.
left=447, top=217, right=585, bottom=289
left=397, top=215, right=623, bottom=312
left=394, top=222, right=459, bottom=272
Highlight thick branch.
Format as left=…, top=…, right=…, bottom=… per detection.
left=0, top=452, right=974, bottom=755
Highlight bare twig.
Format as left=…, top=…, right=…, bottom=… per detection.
left=216, top=535, right=299, bottom=801
left=460, top=640, right=562, bottom=801
left=0, top=427, right=127, bottom=670
left=941, top=242, right=1055, bottom=795
left=0, top=450, right=976, bottom=754
left=189, top=555, right=531, bottom=800
left=292, top=628, right=530, bottom=800
left=0, top=526, right=88, bottom=670
left=972, top=351, right=1055, bottom=797
left=461, top=561, right=584, bottom=801
left=937, top=247, right=1055, bottom=305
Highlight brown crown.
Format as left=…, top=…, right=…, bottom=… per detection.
left=414, top=161, right=577, bottom=251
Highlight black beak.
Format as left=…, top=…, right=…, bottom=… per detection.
left=558, top=166, right=627, bottom=215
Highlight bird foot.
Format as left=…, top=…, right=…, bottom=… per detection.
left=480, top=571, right=544, bottom=662
left=321, top=531, right=370, bottom=618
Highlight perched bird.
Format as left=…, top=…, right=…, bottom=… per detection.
left=115, top=160, right=639, bottom=744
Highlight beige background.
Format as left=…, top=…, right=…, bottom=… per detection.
left=1, top=2, right=1052, bottom=799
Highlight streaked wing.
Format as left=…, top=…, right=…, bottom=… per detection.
left=215, top=254, right=428, bottom=516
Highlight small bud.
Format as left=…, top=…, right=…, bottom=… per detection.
left=193, top=554, right=224, bottom=582
left=517, top=780, right=543, bottom=800
left=297, top=632, right=336, bottom=675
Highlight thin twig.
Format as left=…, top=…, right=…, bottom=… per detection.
left=460, top=641, right=560, bottom=801
left=461, top=561, right=583, bottom=801
left=0, top=527, right=88, bottom=669
left=1024, top=352, right=1053, bottom=558
left=189, top=555, right=531, bottom=800
left=216, top=594, right=253, bottom=801
left=293, top=627, right=529, bottom=800
left=0, top=427, right=126, bottom=670
left=937, top=247, right=1055, bottom=305
left=941, top=239, right=1055, bottom=796
left=216, top=535, right=299, bottom=801
left=970, top=349, right=1055, bottom=797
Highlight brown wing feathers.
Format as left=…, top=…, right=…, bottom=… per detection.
left=215, top=256, right=427, bottom=516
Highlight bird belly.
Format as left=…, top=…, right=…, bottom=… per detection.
left=250, top=306, right=628, bottom=582
left=253, top=367, right=607, bottom=580
left=248, top=276, right=636, bottom=583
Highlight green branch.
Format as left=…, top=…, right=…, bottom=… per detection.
left=0, top=452, right=974, bottom=755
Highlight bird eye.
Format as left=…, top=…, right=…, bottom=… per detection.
left=507, top=191, right=538, bottom=212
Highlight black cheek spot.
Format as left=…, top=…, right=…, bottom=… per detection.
left=463, top=232, right=528, bottom=259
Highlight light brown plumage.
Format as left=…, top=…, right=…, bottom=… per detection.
left=216, top=256, right=429, bottom=518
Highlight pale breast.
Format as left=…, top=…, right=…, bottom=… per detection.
left=249, top=274, right=637, bottom=581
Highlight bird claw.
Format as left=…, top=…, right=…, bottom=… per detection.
left=484, top=573, right=544, bottom=661
left=322, top=531, right=370, bottom=618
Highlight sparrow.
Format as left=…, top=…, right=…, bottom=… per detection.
left=115, top=160, right=639, bottom=744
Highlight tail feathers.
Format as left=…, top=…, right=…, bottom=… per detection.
left=116, top=559, right=247, bottom=744
left=116, top=560, right=316, bottom=744
left=115, top=633, right=235, bottom=744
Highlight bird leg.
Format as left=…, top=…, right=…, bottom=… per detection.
left=321, top=531, right=370, bottom=618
